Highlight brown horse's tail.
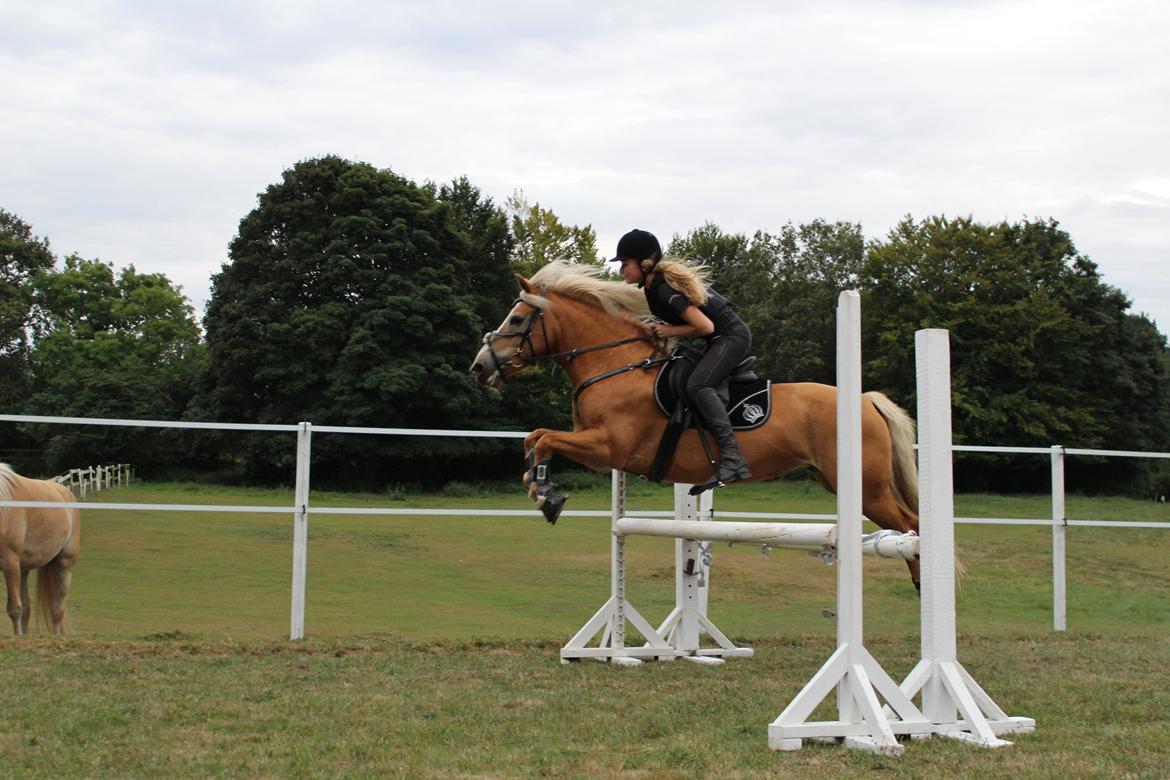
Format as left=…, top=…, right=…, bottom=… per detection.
left=865, top=391, right=919, bottom=517
left=36, top=563, right=67, bottom=634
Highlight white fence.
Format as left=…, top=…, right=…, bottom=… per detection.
left=1, top=412, right=1167, bottom=638
left=50, top=463, right=133, bottom=498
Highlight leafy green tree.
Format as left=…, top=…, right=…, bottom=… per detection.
left=507, top=190, right=601, bottom=276
left=196, top=156, right=524, bottom=486
left=23, top=255, right=205, bottom=473
left=0, top=210, right=55, bottom=416
left=862, top=216, right=1170, bottom=491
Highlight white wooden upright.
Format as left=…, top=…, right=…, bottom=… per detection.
left=895, top=328, right=1034, bottom=745
left=768, top=291, right=931, bottom=753
left=1050, top=445, right=1067, bottom=632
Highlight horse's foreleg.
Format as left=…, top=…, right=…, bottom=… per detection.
left=2, top=554, right=22, bottom=636
left=521, top=428, right=612, bottom=525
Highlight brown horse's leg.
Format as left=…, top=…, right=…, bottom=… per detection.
left=862, top=492, right=922, bottom=590
left=2, top=552, right=22, bottom=635
left=527, top=427, right=612, bottom=470
left=521, top=428, right=612, bottom=524
left=810, top=456, right=922, bottom=591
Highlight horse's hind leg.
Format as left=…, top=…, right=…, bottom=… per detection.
left=862, top=489, right=921, bottom=591
left=2, top=552, right=23, bottom=635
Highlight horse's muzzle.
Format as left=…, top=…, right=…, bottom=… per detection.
left=469, top=351, right=503, bottom=388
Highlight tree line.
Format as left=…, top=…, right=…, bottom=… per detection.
left=3, top=155, right=1168, bottom=495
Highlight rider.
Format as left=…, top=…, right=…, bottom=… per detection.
left=610, top=229, right=753, bottom=490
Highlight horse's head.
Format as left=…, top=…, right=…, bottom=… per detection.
left=469, top=274, right=553, bottom=388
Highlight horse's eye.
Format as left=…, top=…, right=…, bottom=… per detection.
left=509, top=315, right=524, bottom=325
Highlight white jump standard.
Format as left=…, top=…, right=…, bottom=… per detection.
left=895, top=328, right=1034, bottom=747
left=560, top=478, right=756, bottom=666
left=560, top=476, right=920, bottom=667
left=768, top=292, right=933, bottom=753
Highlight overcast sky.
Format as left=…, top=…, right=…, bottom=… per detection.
left=3, top=1, right=1168, bottom=335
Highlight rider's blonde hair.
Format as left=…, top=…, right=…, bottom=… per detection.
left=642, top=256, right=710, bottom=306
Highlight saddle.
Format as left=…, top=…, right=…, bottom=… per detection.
left=647, top=348, right=772, bottom=483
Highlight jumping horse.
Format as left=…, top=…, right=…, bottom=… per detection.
left=469, top=261, right=921, bottom=588
left=0, top=463, right=80, bottom=634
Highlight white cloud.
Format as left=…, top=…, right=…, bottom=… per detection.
left=2, top=0, right=1168, bottom=334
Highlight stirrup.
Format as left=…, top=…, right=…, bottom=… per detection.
left=688, top=478, right=723, bottom=496
left=688, top=465, right=750, bottom=496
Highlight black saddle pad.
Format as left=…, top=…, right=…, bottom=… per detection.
left=653, top=356, right=772, bottom=431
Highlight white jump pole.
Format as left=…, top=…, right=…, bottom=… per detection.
left=769, top=290, right=931, bottom=753
left=896, top=328, right=1034, bottom=746
left=613, top=517, right=919, bottom=561
left=290, top=421, right=311, bottom=640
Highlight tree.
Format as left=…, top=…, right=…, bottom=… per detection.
left=862, top=215, right=1170, bottom=491
left=23, top=255, right=205, bottom=474
left=196, top=156, right=521, bottom=486
left=507, top=190, right=601, bottom=276
left=0, top=209, right=55, bottom=415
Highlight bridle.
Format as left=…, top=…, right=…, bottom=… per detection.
left=480, top=297, right=668, bottom=401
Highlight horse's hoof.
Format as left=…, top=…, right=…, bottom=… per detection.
left=542, top=490, right=569, bottom=524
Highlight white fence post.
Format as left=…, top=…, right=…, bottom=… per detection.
left=290, top=422, right=312, bottom=640
left=1051, top=446, right=1067, bottom=632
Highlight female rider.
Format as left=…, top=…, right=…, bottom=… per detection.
left=610, top=228, right=752, bottom=491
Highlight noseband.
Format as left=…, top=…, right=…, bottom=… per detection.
left=480, top=299, right=551, bottom=383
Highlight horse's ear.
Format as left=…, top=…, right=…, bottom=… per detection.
left=515, top=274, right=534, bottom=294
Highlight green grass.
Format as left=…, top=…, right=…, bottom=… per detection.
left=2, top=478, right=1169, bottom=777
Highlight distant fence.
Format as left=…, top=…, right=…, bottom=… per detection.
left=50, top=464, right=133, bottom=499
left=1, top=413, right=1168, bottom=638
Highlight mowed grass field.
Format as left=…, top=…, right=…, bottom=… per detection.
left=3, top=477, right=1169, bottom=778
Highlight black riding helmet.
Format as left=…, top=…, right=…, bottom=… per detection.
left=609, top=229, right=663, bottom=266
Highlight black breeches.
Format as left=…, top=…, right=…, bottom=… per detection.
left=684, top=310, right=752, bottom=402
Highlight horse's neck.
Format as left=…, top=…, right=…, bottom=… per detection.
left=548, top=297, right=652, bottom=388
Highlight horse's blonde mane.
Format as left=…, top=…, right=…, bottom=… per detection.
left=523, top=260, right=651, bottom=323
left=0, top=463, right=14, bottom=504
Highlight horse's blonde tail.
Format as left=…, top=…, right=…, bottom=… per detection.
left=35, top=568, right=56, bottom=633
left=35, top=558, right=72, bottom=634
left=865, top=391, right=919, bottom=516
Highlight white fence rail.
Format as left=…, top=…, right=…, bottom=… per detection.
left=1, top=412, right=1167, bottom=637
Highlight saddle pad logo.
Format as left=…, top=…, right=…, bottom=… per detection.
left=742, top=403, right=765, bottom=424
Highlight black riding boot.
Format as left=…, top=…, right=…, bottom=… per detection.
left=691, top=387, right=751, bottom=492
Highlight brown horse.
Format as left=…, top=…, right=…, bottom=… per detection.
left=0, top=463, right=80, bottom=634
left=470, top=261, right=922, bottom=588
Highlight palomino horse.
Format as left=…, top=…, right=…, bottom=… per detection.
left=470, top=261, right=922, bottom=588
left=0, top=463, right=80, bottom=634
